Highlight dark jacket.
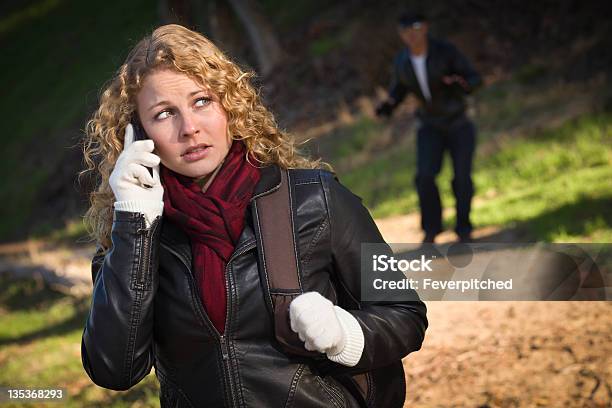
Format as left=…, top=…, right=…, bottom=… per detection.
left=388, top=36, right=482, bottom=128
left=81, top=165, right=428, bottom=407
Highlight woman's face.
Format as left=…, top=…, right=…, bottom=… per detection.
left=136, top=69, right=231, bottom=179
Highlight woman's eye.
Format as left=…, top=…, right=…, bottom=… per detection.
left=195, top=97, right=211, bottom=107
left=155, top=110, right=172, bottom=120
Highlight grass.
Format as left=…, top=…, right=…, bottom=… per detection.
left=1, top=105, right=610, bottom=404
left=315, top=116, right=386, bottom=160
left=2, top=2, right=609, bottom=407
left=335, top=113, right=612, bottom=242
left=33, top=217, right=91, bottom=247
left=0, top=275, right=161, bottom=407
left=41, top=109, right=612, bottom=245
left=309, top=23, right=355, bottom=57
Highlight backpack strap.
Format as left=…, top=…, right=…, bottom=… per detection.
left=254, top=168, right=373, bottom=407
left=254, top=168, right=318, bottom=357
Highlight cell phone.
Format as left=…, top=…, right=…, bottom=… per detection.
left=130, top=116, right=155, bottom=183
left=131, top=116, right=148, bottom=141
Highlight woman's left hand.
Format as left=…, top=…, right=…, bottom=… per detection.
left=289, top=292, right=345, bottom=354
left=289, top=292, right=365, bottom=366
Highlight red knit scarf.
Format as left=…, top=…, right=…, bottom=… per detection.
left=160, top=141, right=261, bottom=333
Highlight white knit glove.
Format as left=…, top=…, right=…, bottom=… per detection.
left=109, top=124, right=164, bottom=228
left=289, top=291, right=365, bottom=367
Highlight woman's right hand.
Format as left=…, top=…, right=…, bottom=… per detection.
left=109, top=124, right=164, bottom=227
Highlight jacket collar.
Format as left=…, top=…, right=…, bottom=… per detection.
left=251, top=163, right=281, bottom=200
left=159, top=164, right=281, bottom=259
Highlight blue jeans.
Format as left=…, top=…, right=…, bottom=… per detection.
left=414, top=117, right=476, bottom=236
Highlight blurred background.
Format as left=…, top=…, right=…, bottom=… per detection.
left=0, top=0, right=610, bottom=407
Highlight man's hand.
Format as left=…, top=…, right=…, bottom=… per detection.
left=442, top=74, right=470, bottom=91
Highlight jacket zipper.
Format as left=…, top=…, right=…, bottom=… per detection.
left=318, top=377, right=346, bottom=408
left=219, top=334, right=233, bottom=406
left=160, top=240, right=256, bottom=406
left=136, top=216, right=161, bottom=289
left=327, top=379, right=347, bottom=407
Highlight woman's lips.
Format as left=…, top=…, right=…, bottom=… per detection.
left=182, top=146, right=211, bottom=162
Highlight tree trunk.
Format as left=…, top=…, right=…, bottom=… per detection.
left=227, top=0, right=284, bottom=76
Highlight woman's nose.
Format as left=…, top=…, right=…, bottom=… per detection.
left=180, top=112, right=199, bottom=138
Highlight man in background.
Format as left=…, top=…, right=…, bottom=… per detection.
left=376, top=12, right=482, bottom=243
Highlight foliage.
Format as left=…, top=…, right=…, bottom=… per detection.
left=0, top=275, right=160, bottom=407
left=338, top=113, right=612, bottom=242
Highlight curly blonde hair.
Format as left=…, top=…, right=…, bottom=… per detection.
left=79, top=24, right=327, bottom=250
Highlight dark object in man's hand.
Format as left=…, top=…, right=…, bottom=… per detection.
left=375, top=101, right=394, bottom=118
left=442, top=75, right=470, bottom=91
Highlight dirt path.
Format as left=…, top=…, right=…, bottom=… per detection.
left=0, top=214, right=610, bottom=407
left=0, top=239, right=93, bottom=296
left=0, top=210, right=505, bottom=294
left=375, top=213, right=611, bottom=407
left=379, top=214, right=611, bottom=407
left=373, top=210, right=518, bottom=244
left=404, top=301, right=611, bottom=407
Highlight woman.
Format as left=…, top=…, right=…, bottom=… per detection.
left=80, top=24, right=427, bottom=408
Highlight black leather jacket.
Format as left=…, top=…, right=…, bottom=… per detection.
left=387, top=36, right=482, bottom=128
left=81, top=165, right=428, bottom=407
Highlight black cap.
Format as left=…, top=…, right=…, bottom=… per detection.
left=398, top=12, right=427, bottom=28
